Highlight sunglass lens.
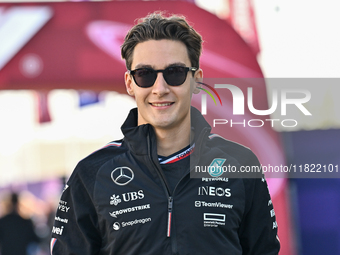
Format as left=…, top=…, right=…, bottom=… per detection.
left=134, top=68, right=156, bottom=87
left=164, top=66, right=187, bottom=86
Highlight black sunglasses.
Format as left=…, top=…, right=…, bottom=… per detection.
left=128, top=66, right=197, bottom=88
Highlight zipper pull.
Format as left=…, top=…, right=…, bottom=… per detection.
left=167, top=196, right=173, bottom=237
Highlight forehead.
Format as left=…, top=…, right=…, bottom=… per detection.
left=131, top=39, right=191, bottom=69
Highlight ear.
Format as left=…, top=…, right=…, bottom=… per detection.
left=193, top=68, right=203, bottom=94
left=125, top=72, right=135, bottom=96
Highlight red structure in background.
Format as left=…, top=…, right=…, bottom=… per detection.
left=0, top=2, right=294, bottom=254
left=227, top=0, right=260, bottom=54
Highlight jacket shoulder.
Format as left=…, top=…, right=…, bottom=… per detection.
left=206, top=134, right=259, bottom=166
left=67, top=139, right=128, bottom=191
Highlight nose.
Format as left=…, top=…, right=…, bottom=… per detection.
left=152, top=72, right=170, bottom=96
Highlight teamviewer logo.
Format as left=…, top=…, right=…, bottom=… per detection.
left=195, top=201, right=201, bottom=207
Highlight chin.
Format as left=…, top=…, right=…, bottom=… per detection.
left=152, top=120, right=175, bottom=129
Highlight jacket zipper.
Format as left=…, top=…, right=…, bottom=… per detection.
left=167, top=196, right=173, bottom=237
left=146, top=135, right=172, bottom=225
left=147, top=134, right=180, bottom=255
left=147, top=127, right=209, bottom=254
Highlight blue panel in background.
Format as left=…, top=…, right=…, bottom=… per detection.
left=282, top=129, right=340, bottom=255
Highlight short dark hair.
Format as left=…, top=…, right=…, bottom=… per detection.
left=121, top=11, right=202, bottom=70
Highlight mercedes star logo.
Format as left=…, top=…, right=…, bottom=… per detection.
left=111, top=167, right=134, bottom=186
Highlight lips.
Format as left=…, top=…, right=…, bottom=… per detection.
left=150, top=102, right=174, bottom=107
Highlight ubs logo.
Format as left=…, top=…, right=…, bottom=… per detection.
left=111, top=167, right=134, bottom=186
left=110, top=190, right=145, bottom=206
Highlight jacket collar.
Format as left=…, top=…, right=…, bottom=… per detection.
left=121, top=107, right=211, bottom=156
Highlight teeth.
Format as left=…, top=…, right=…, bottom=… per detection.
left=152, top=103, right=172, bottom=107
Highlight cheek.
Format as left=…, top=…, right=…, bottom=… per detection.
left=179, top=85, right=193, bottom=100
left=134, top=89, right=149, bottom=104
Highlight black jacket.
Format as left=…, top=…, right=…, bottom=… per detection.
left=51, top=107, right=280, bottom=255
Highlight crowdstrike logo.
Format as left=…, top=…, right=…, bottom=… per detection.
left=109, top=204, right=151, bottom=218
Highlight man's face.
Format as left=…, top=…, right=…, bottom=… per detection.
left=125, top=39, right=202, bottom=130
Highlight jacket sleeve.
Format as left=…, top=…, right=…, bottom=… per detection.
left=238, top=176, right=280, bottom=255
left=236, top=149, right=280, bottom=255
left=51, top=170, right=102, bottom=255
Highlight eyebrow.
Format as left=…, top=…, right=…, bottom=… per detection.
left=133, top=62, right=187, bottom=70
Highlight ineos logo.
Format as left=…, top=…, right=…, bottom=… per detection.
left=111, top=167, right=134, bottom=186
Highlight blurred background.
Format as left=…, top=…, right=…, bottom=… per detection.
left=0, top=0, right=339, bottom=254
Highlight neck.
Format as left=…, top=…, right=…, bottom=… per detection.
left=155, top=122, right=191, bottom=157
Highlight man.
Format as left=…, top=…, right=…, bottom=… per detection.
left=51, top=12, right=280, bottom=254
left=0, top=193, right=40, bottom=255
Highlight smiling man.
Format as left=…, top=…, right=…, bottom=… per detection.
left=51, top=12, right=280, bottom=255
left=124, top=39, right=201, bottom=157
